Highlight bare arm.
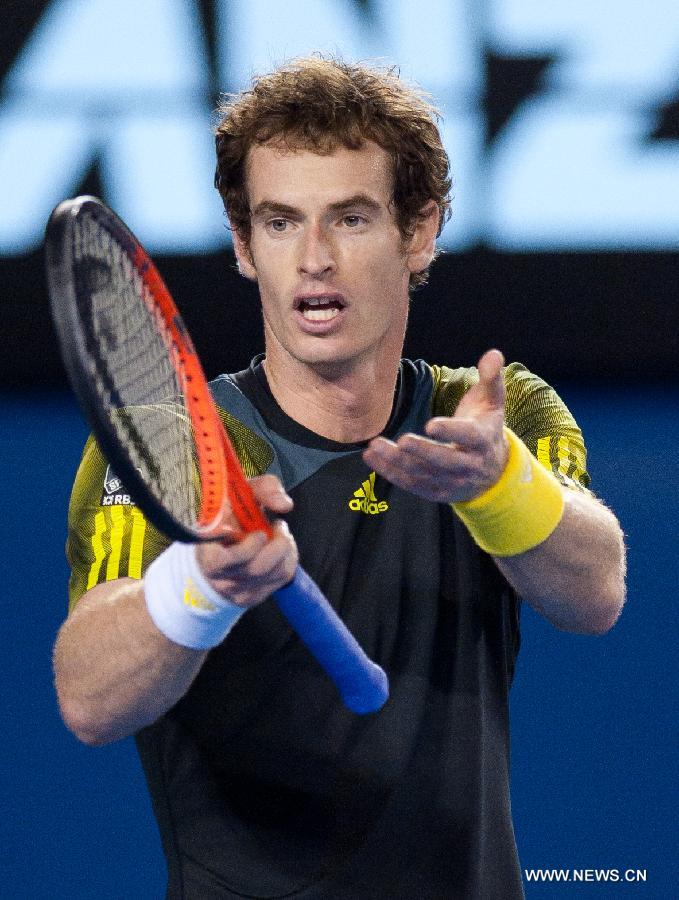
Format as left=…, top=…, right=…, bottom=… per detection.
left=364, top=350, right=626, bottom=634
left=54, top=476, right=297, bottom=746
left=493, top=487, right=625, bottom=633
left=54, top=576, right=207, bottom=746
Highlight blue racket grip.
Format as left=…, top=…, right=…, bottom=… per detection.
left=273, top=565, right=389, bottom=714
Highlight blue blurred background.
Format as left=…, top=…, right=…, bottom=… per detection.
left=1, top=1, right=677, bottom=897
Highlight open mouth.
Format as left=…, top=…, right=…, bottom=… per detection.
left=296, top=295, right=345, bottom=322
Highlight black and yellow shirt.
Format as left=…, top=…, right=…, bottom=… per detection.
left=66, top=357, right=590, bottom=900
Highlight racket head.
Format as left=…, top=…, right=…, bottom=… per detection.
left=46, top=195, right=230, bottom=543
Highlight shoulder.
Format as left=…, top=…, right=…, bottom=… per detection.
left=428, top=363, right=478, bottom=417
left=500, top=362, right=582, bottom=438
left=427, top=360, right=573, bottom=421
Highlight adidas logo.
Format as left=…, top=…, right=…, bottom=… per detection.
left=183, top=578, right=219, bottom=613
left=348, top=472, right=389, bottom=515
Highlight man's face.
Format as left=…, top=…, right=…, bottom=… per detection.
left=234, top=140, right=434, bottom=374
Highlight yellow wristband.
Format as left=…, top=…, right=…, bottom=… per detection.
left=451, top=427, right=565, bottom=557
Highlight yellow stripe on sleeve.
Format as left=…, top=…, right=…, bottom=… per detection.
left=536, top=436, right=552, bottom=471
left=557, top=437, right=571, bottom=478
left=86, top=511, right=107, bottom=590
left=106, top=506, right=125, bottom=581
left=128, top=507, right=147, bottom=579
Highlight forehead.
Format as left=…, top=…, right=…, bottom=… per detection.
left=244, top=140, right=394, bottom=207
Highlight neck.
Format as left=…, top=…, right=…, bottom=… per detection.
left=263, top=346, right=402, bottom=443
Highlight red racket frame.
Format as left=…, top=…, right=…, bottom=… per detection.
left=133, top=246, right=273, bottom=540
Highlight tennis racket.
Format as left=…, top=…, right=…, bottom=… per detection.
left=46, top=195, right=388, bottom=714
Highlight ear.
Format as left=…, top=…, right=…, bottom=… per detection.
left=405, top=201, right=440, bottom=276
left=232, top=228, right=258, bottom=282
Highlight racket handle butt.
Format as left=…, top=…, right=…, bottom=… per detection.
left=340, top=663, right=389, bottom=714
left=274, top=566, right=389, bottom=715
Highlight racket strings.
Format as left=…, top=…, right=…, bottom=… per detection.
left=73, top=213, right=200, bottom=527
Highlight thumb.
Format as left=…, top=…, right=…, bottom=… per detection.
left=453, top=349, right=505, bottom=420
left=475, top=348, right=505, bottom=408
left=249, top=474, right=294, bottom=514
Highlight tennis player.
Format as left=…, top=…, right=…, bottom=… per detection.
left=54, top=56, right=626, bottom=899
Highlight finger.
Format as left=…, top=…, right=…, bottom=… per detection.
left=248, top=474, right=294, bottom=514
left=476, top=348, right=505, bottom=407
left=198, top=528, right=268, bottom=577
left=364, top=447, right=457, bottom=501
left=365, top=434, right=439, bottom=469
left=246, top=520, right=298, bottom=582
left=365, top=437, right=453, bottom=488
left=393, top=434, right=481, bottom=473
left=378, top=436, right=481, bottom=487
left=423, top=417, right=486, bottom=449
left=209, top=521, right=298, bottom=602
left=363, top=436, right=403, bottom=472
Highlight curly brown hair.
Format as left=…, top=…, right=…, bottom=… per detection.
left=214, top=55, right=452, bottom=289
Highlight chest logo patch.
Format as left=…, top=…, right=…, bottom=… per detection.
left=348, top=471, right=389, bottom=515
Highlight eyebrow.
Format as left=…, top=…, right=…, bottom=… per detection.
left=250, top=194, right=383, bottom=221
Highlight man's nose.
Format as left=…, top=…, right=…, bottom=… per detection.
left=298, top=224, right=335, bottom=277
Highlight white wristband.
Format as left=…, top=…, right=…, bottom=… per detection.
left=144, top=542, right=246, bottom=650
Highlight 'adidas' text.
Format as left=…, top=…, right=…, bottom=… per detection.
left=349, top=472, right=389, bottom=515
left=349, top=497, right=389, bottom=514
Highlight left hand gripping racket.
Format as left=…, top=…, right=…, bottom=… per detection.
left=46, top=195, right=388, bottom=714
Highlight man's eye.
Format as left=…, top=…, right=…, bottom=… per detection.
left=269, top=219, right=288, bottom=232
left=343, top=215, right=364, bottom=227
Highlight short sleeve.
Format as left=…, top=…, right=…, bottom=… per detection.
left=65, top=435, right=170, bottom=613
left=502, top=363, right=591, bottom=493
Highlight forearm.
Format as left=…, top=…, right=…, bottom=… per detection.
left=55, top=484, right=297, bottom=746
left=54, top=578, right=207, bottom=746
left=494, top=489, right=626, bottom=634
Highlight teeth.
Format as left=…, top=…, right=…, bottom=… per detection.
left=302, top=307, right=340, bottom=321
left=305, top=297, right=335, bottom=306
